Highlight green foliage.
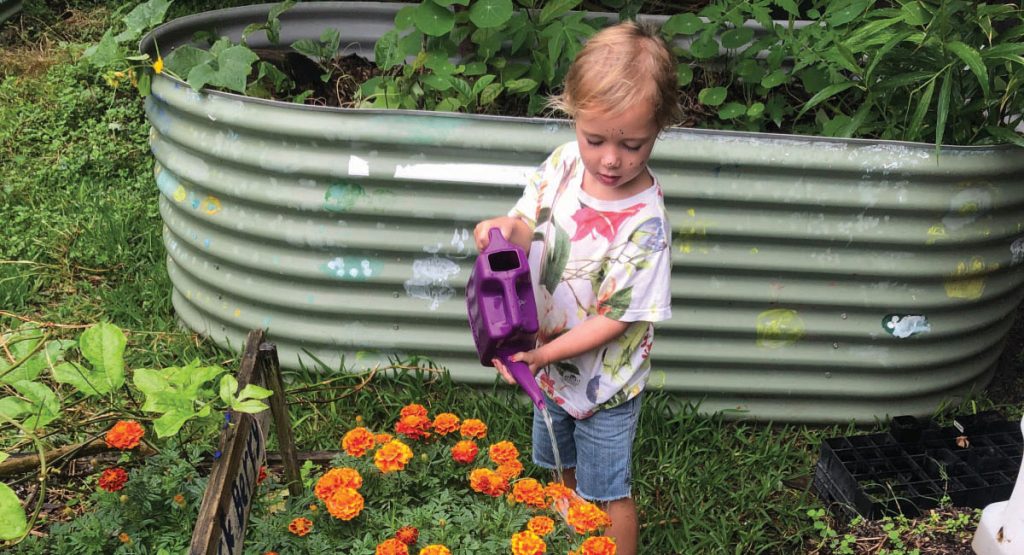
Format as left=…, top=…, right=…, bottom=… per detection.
left=81, top=0, right=173, bottom=96
left=0, top=482, right=28, bottom=541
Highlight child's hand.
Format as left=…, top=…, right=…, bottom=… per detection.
left=474, top=216, right=522, bottom=251
left=492, top=347, right=550, bottom=382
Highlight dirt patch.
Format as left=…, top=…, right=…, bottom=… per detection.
left=806, top=506, right=980, bottom=554
left=0, top=7, right=110, bottom=77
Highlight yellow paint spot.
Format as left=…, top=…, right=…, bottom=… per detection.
left=650, top=371, right=667, bottom=389
left=679, top=242, right=692, bottom=254
left=202, top=196, right=222, bottom=215
left=687, top=208, right=696, bottom=217
left=944, top=256, right=988, bottom=300
left=756, top=309, right=806, bottom=349
left=233, top=308, right=241, bottom=317
left=750, top=247, right=759, bottom=254
left=173, top=186, right=187, bottom=202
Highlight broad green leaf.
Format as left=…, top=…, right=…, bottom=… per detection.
left=232, top=400, right=269, bottom=414
left=718, top=102, right=746, bottom=120
left=773, top=0, right=800, bottom=18
left=82, top=29, right=122, bottom=69
left=423, top=73, right=452, bottom=91
left=463, top=62, right=487, bottom=76
left=219, top=374, right=238, bottom=406
left=697, top=86, right=727, bottom=107
left=720, top=27, right=754, bottom=50
left=1, top=339, right=71, bottom=385
left=747, top=102, right=765, bottom=117
left=469, top=0, right=513, bottom=29
left=0, top=397, right=29, bottom=420
left=166, top=45, right=214, bottom=76
left=907, top=78, right=936, bottom=142
left=677, top=65, right=693, bottom=87
left=79, top=323, right=126, bottom=393
left=539, top=0, right=581, bottom=25
left=412, top=1, right=454, bottom=37
left=424, top=52, right=456, bottom=75
left=237, top=384, right=273, bottom=401
left=663, top=13, right=704, bottom=37
left=936, top=70, right=952, bottom=147
left=900, top=2, right=928, bottom=25
left=435, top=98, right=461, bottom=112
left=434, top=0, right=469, bottom=5
left=760, top=69, right=788, bottom=89
left=187, top=44, right=260, bottom=93
left=0, top=482, right=27, bottom=541
left=479, top=83, right=503, bottom=106
left=471, top=74, right=496, bottom=95
left=138, top=71, right=152, bottom=97
left=505, top=78, right=537, bottom=93
left=0, top=453, right=7, bottom=464
left=797, top=81, right=858, bottom=117
left=689, top=34, right=719, bottom=59
left=842, top=17, right=902, bottom=53
left=115, top=0, right=172, bottom=43
left=268, top=0, right=298, bottom=22
left=735, top=59, right=765, bottom=82
left=984, top=126, right=1024, bottom=147
left=395, top=6, right=417, bottom=30
left=946, top=41, right=990, bottom=98
left=51, top=361, right=107, bottom=396
left=12, top=381, right=59, bottom=429
left=376, top=28, right=403, bottom=70
left=153, top=410, right=197, bottom=438
left=826, top=0, right=871, bottom=27
left=797, top=67, right=829, bottom=94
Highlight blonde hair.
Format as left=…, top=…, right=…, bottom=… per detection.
left=549, top=20, right=681, bottom=130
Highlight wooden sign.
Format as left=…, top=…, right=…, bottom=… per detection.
left=189, top=329, right=300, bottom=555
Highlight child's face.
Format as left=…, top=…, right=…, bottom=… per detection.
left=575, top=102, right=660, bottom=200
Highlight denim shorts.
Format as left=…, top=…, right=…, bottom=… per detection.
left=531, top=392, right=642, bottom=502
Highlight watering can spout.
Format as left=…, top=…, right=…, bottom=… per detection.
left=971, top=415, right=1024, bottom=555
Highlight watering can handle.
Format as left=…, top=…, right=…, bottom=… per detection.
left=503, top=357, right=546, bottom=410
left=487, top=227, right=508, bottom=249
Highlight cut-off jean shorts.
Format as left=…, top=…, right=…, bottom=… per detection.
left=531, top=392, right=643, bottom=502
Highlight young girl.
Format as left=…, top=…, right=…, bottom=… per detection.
left=473, top=21, right=679, bottom=555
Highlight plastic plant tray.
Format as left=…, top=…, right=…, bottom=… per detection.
left=813, top=411, right=1023, bottom=519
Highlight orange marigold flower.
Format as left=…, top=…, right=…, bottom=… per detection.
left=431, top=412, right=460, bottom=435
left=118, top=532, right=131, bottom=544
left=105, top=420, right=145, bottom=450
left=315, top=467, right=363, bottom=501
left=418, top=546, right=451, bottom=555
left=400, top=403, right=428, bottom=418
left=451, top=440, right=478, bottom=464
left=98, top=467, right=128, bottom=492
left=497, top=459, right=524, bottom=480
left=172, top=493, right=186, bottom=507
left=469, top=467, right=508, bottom=497
left=342, top=427, right=376, bottom=457
left=374, top=439, right=414, bottom=473
left=566, top=502, right=612, bottom=534
left=325, top=487, right=364, bottom=521
left=527, top=515, right=555, bottom=536
left=376, top=538, right=409, bottom=555
left=288, top=517, right=313, bottom=536
left=488, top=440, right=520, bottom=465
left=395, top=413, right=432, bottom=440
left=375, top=432, right=394, bottom=444
left=544, top=482, right=574, bottom=507
left=264, top=552, right=279, bottom=555
left=396, top=525, right=419, bottom=545
left=510, top=478, right=547, bottom=508
left=579, top=536, right=616, bottom=555
left=510, top=530, right=546, bottom=555
left=460, top=418, right=487, bottom=439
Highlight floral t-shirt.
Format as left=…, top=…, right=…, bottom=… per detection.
left=509, top=141, right=673, bottom=419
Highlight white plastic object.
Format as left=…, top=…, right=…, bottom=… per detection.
left=972, top=415, right=1024, bottom=555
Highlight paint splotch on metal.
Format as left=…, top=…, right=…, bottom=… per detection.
left=142, top=2, right=1024, bottom=423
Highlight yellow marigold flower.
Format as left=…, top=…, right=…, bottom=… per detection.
left=288, top=516, right=313, bottom=536
left=566, top=502, right=612, bottom=534
left=325, top=487, right=364, bottom=521
left=342, top=427, right=376, bottom=457
left=488, top=440, right=519, bottom=465
left=451, top=440, right=478, bottom=464
left=400, top=403, right=428, bottom=418
left=460, top=418, right=487, bottom=439
left=105, top=420, right=145, bottom=450
left=375, top=432, right=394, bottom=444
left=395, top=413, right=432, bottom=440
left=315, top=467, right=363, bottom=501
left=418, top=546, right=451, bottom=555
left=431, top=412, right=460, bottom=435
left=510, top=478, right=547, bottom=508
left=469, top=467, right=508, bottom=497
left=376, top=538, right=409, bottom=555
left=510, top=530, right=546, bottom=555
left=527, top=515, right=555, bottom=536
left=579, top=536, right=617, bottom=555
left=497, top=459, right=524, bottom=480
left=152, top=55, right=164, bottom=74
left=375, top=439, right=413, bottom=473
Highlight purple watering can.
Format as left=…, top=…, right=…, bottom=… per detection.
left=466, top=228, right=546, bottom=409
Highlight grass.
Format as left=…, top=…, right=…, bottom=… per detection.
left=1, top=1, right=1022, bottom=554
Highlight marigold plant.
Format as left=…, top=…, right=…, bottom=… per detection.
left=374, top=439, right=414, bottom=473
left=324, top=487, right=365, bottom=521
left=342, top=426, right=376, bottom=457
left=418, top=545, right=451, bottom=555
left=460, top=418, right=487, bottom=439
left=527, top=515, right=555, bottom=536
left=105, top=420, right=145, bottom=450
left=451, top=440, right=478, bottom=464
left=288, top=517, right=313, bottom=536
left=511, top=478, right=547, bottom=508
left=396, top=525, right=419, bottom=545
left=376, top=537, right=410, bottom=555
left=511, top=530, right=547, bottom=555
left=98, top=467, right=129, bottom=492
left=400, top=403, right=428, bottom=418
left=497, top=458, right=524, bottom=480
left=395, top=413, right=432, bottom=440
left=579, top=535, right=616, bottom=555
left=566, top=502, right=612, bottom=534
left=315, top=467, right=363, bottom=501
left=488, top=440, right=520, bottom=464
left=469, top=467, right=509, bottom=497
left=431, top=412, right=460, bottom=435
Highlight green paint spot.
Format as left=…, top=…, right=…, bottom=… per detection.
left=324, top=182, right=366, bottom=212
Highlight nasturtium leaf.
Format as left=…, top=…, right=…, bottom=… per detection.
left=747, top=102, right=766, bottom=117
left=434, top=0, right=469, bottom=5
left=424, top=52, right=456, bottom=75
left=718, top=102, right=746, bottom=120
left=760, top=69, right=788, bottom=89
left=735, top=59, right=765, bottom=82
left=689, top=34, right=720, bottom=59
left=663, top=13, right=704, bottom=37
left=720, top=27, right=754, bottom=49
left=0, top=482, right=27, bottom=541
left=412, top=1, right=455, bottom=37
left=395, top=6, right=417, bottom=30
left=79, top=322, right=126, bottom=393
left=469, top=0, right=513, bottom=29
left=676, top=65, right=693, bottom=86
left=698, top=86, right=727, bottom=107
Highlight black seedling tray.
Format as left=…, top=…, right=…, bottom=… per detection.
left=814, top=411, right=1022, bottom=519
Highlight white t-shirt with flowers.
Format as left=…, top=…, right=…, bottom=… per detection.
left=509, top=141, right=673, bottom=419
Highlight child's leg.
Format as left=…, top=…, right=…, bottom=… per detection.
left=605, top=497, right=639, bottom=555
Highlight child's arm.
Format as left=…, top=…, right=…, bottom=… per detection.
left=473, top=216, right=533, bottom=253
left=493, top=315, right=631, bottom=379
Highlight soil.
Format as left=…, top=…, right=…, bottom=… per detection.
left=806, top=506, right=979, bottom=554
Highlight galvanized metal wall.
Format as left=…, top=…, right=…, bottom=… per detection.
left=143, top=3, right=1024, bottom=422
